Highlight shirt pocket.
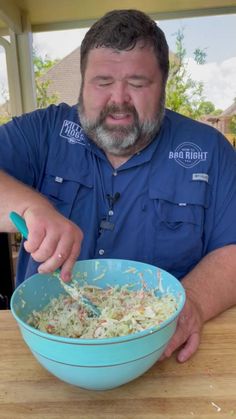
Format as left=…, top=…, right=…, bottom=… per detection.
left=39, top=170, right=93, bottom=218
left=157, top=199, right=204, bottom=229
left=148, top=179, right=210, bottom=276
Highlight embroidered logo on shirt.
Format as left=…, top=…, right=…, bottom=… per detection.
left=60, top=120, right=86, bottom=145
left=192, top=173, right=209, bottom=182
left=169, top=142, right=208, bottom=168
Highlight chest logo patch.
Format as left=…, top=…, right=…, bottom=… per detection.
left=60, top=120, right=86, bottom=145
left=169, top=142, right=208, bottom=168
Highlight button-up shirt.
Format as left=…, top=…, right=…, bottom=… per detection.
left=1, top=103, right=236, bottom=285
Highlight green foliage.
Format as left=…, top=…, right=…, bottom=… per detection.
left=0, top=51, right=59, bottom=123
left=230, top=98, right=236, bottom=135
left=33, top=51, right=59, bottom=108
left=0, top=114, right=11, bottom=125
left=166, top=29, right=216, bottom=120
left=229, top=115, right=236, bottom=135
left=0, top=85, right=11, bottom=125
left=212, top=108, right=223, bottom=116
left=197, top=101, right=222, bottom=116
left=35, top=78, right=59, bottom=109
left=198, top=101, right=215, bottom=115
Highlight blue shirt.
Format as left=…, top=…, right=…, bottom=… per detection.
left=1, top=103, right=236, bottom=285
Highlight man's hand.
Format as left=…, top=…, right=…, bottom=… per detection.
left=0, top=171, right=83, bottom=282
left=160, top=245, right=236, bottom=363
left=23, top=207, right=83, bottom=282
left=160, top=295, right=204, bottom=363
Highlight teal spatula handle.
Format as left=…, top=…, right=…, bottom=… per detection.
left=9, top=211, right=29, bottom=239
left=9, top=211, right=100, bottom=316
left=9, top=211, right=62, bottom=276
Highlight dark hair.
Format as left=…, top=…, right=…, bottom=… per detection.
left=80, top=9, right=169, bottom=83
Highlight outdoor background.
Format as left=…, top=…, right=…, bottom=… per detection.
left=0, top=13, right=235, bottom=110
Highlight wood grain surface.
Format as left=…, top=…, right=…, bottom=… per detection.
left=1, top=309, right=236, bottom=419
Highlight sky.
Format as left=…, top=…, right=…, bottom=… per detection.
left=0, top=13, right=236, bottom=110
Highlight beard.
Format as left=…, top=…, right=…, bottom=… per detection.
left=78, top=92, right=165, bottom=157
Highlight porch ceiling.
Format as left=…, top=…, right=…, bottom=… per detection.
left=1, top=0, right=236, bottom=35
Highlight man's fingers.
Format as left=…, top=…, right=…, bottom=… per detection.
left=60, top=240, right=83, bottom=282
left=37, top=238, right=74, bottom=274
left=30, top=234, right=61, bottom=262
left=160, top=330, right=200, bottom=363
left=162, top=329, right=184, bottom=359
left=37, top=235, right=82, bottom=279
left=24, top=228, right=46, bottom=253
left=60, top=257, right=79, bottom=282
left=159, top=300, right=202, bottom=363
left=162, top=313, right=189, bottom=358
left=176, top=332, right=200, bottom=363
left=21, top=207, right=84, bottom=278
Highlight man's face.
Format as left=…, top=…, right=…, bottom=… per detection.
left=79, top=43, right=165, bottom=156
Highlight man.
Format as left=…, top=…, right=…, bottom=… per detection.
left=0, top=9, right=236, bottom=363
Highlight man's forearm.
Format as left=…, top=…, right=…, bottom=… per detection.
left=181, top=245, right=236, bottom=323
left=0, top=170, right=52, bottom=232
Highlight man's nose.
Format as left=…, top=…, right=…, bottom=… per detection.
left=109, top=82, right=131, bottom=105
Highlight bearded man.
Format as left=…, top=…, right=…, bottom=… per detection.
left=1, top=10, right=236, bottom=363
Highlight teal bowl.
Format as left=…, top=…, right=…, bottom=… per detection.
left=11, top=259, right=185, bottom=390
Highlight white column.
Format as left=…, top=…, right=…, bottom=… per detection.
left=9, top=12, right=36, bottom=115
left=0, top=35, right=23, bottom=116
left=0, top=12, right=36, bottom=117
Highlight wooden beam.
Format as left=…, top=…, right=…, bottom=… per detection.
left=0, top=0, right=22, bottom=34
left=31, top=5, right=236, bottom=33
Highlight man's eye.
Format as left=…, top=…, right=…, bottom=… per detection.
left=98, top=81, right=113, bottom=87
left=129, top=82, right=144, bottom=88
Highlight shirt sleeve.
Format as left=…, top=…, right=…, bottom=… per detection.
left=205, top=133, right=236, bottom=253
left=0, top=107, right=51, bottom=187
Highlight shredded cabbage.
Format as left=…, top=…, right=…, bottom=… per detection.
left=27, top=284, right=178, bottom=339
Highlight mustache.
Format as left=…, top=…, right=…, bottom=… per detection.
left=98, top=103, right=139, bottom=125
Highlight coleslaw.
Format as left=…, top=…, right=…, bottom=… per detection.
left=27, top=284, right=178, bottom=339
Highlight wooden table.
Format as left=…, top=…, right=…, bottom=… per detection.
left=1, top=309, right=236, bottom=419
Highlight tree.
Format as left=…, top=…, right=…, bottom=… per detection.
left=229, top=115, right=236, bottom=135
left=229, top=98, right=236, bottom=135
left=0, top=85, right=11, bottom=125
left=33, top=51, right=59, bottom=108
left=0, top=114, right=11, bottom=125
left=0, top=52, right=59, bottom=125
left=198, top=101, right=215, bottom=115
left=198, top=101, right=222, bottom=116
left=166, top=29, right=213, bottom=119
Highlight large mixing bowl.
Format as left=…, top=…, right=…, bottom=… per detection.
left=11, top=259, right=185, bottom=390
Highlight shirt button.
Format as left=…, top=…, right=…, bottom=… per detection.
left=98, top=249, right=105, bottom=255
left=113, top=171, right=117, bottom=176
left=108, top=210, right=114, bottom=216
